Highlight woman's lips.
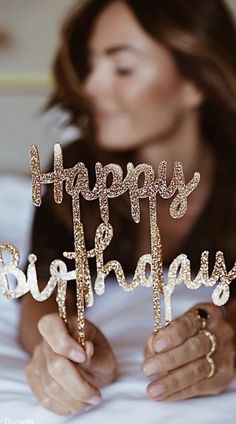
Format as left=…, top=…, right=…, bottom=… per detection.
left=94, top=109, right=121, bottom=124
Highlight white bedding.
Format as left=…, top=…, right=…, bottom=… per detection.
left=0, top=175, right=236, bottom=424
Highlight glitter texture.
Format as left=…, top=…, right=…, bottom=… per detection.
left=1, top=143, right=234, bottom=347
left=164, top=251, right=236, bottom=324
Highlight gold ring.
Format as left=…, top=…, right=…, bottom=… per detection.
left=206, top=355, right=216, bottom=378
left=200, top=329, right=217, bottom=357
left=195, top=308, right=210, bottom=330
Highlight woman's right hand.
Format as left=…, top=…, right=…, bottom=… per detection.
left=25, top=313, right=117, bottom=416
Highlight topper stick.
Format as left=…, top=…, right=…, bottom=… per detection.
left=72, top=195, right=90, bottom=347
left=148, top=194, right=164, bottom=333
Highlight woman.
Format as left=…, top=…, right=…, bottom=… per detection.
left=20, top=0, right=236, bottom=415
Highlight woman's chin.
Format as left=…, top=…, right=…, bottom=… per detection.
left=96, top=134, right=131, bottom=152
left=96, top=129, right=140, bottom=153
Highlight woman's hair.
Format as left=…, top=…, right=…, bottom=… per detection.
left=45, top=0, right=236, bottom=273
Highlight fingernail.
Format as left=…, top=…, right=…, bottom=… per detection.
left=84, top=405, right=93, bottom=412
left=154, top=337, right=170, bottom=352
left=88, top=395, right=102, bottom=405
left=150, top=384, right=166, bottom=398
left=86, top=341, right=94, bottom=358
left=143, top=361, right=160, bottom=376
left=69, top=349, right=86, bottom=363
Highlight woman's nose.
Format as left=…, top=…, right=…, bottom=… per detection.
left=84, top=63, right=110, bottom=98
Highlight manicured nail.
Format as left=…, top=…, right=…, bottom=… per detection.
left=86, top=341, right=94, bottom=358
left=88, top=395, right=102, bottom=405
left=150, top=384, right=166, bottom=398
left=154, top=337, right=170, bottom=352
left=143, top=361, right=160, bottom=376
left=84, top=405, right=93, bottom=412
left=69, top=349, right=86, bottom=363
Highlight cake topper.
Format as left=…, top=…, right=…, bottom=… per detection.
left=0, top=144, right=235, bottom=347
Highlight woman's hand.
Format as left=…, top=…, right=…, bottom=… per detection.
left=141, top=303, right=235, bottom=401
left=25, top=313, right=117, bottom=415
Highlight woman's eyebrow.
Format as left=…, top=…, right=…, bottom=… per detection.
left=105, top=45, right=142, bottom=56
left=88, top=44, right=142, bottom=57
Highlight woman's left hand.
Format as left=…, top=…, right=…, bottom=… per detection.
left=141, top=303, right=235, bottom=401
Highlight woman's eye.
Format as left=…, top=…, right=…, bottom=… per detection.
left=115, top=68, right=133, bottom=76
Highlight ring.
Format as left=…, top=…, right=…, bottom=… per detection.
left=199, top=329, right=217, bottom=356
left=205, top=355, right=216, bottom=378
left=195, top=308, right=210, bottom=330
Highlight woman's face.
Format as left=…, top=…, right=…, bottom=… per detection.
left=84, top=1, right=202, bottom=151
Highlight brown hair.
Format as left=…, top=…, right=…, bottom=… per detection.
left=45, top=0, right=236, bottom=274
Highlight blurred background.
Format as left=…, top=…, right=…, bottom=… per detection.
left=0, top=0, right=76, bottom=175
left=0, top=0, right=75, bottom=259
left=1, top=0, right=236, bottom=176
